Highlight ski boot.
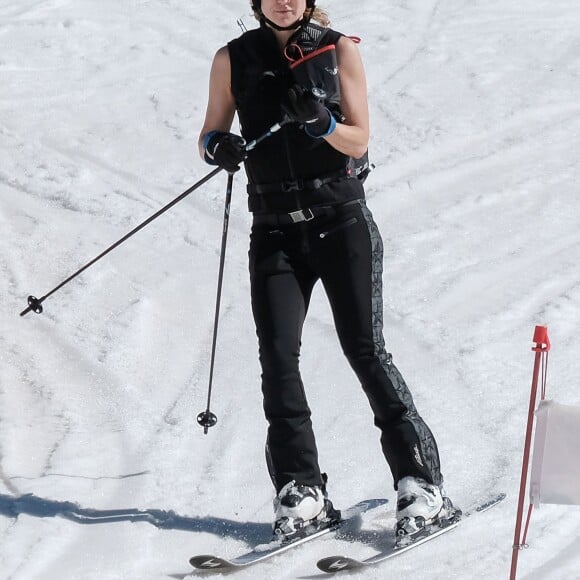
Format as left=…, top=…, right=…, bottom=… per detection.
left=273, top=480, right=341, bottom=542
left=395, top=476, right=461, bottom=545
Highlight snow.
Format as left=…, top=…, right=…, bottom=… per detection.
left=1, top=0, right=580, bottom=578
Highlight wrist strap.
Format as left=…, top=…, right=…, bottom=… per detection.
left=305, top=110, right=337, bottom=139
left=203, top=130, right=221, bottom=165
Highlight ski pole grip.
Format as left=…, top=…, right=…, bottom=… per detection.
left=20, top=296, right=44, bottom=317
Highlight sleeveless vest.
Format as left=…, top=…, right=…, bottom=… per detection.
left=228, top=25, right=366, bottom=213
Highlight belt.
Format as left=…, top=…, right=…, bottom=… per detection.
left=252, top=199, right=360, bottom=226
left=247, top=168, right=351, bottom=195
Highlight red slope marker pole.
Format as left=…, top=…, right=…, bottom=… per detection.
left=510, top=325, right=550, bottom=580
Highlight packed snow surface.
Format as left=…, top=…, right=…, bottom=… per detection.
left=1, top=0, right=580, bottom=578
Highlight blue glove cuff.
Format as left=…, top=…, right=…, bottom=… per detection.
left=305, top=110, right=337, bottom=139
left=202, top=130, right=221, bottom=165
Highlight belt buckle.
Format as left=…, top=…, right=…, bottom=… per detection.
left=288, top=208, right=315, bottom=223
left=281, top=180, right=302, bottom=192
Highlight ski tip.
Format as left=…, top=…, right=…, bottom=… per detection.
left=189, top=554, right=233, bottom=570
left=473, top=493, right=507, bottom=514
left=342, top=498, right=388, bottom=518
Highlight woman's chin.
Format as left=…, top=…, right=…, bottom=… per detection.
left=270, top=13, right=300, bottom=26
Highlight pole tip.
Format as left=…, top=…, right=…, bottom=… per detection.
left=197, top=410, right=218, bottom=433
left=20, top=295, right=43, bottom=316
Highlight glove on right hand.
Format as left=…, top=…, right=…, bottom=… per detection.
left=204, top=131, right=246, bottom=173
left=283, top=85, right=335, bottom=138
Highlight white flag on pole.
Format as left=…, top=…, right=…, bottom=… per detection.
left=530, top=400, right=580, bottom=506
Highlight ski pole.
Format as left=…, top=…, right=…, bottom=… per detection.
left=196, top=118, right=291, bottom=434
left=244, top=116, right=289, bottom=152
left=19, top=167, right=223, bottom=317
left=19, top=117, right=291, bottom=318
left=196, top=171, right=235, bottom=434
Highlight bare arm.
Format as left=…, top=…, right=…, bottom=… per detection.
left=324, top=36, right=370, bottom=159
left=198, top=46, right=237, bottom=159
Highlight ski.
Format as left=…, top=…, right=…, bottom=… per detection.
left=317, top=493, right=506, bottom=573
left=189, top=498, right=387, bottom=571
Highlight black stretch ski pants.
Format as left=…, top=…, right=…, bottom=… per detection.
left=249, top=199, right=443, bottom=493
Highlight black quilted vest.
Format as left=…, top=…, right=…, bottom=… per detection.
left=228, top=25, right=365, bottom=213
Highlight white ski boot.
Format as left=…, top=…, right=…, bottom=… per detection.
left=273, top=480, right=339, bottom=540
left=395, top=476, right=459, bottom=543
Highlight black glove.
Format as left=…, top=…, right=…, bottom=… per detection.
left=203, top=131, right=246, bottom=172
left=283, top=85, right=335, bottom=138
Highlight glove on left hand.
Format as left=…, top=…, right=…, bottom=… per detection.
left=283, top=85, right=336, bottom=138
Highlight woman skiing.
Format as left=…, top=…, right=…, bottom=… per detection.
left=198, top=0, right=457, bottom=541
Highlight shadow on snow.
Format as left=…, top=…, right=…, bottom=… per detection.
left=0, top=492, right=271, bottom=542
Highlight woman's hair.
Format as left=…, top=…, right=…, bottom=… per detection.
left=250, top=4, right=330, bottom=28
left=307, top=7, right=330, bottom=27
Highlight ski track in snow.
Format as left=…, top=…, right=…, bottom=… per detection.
left=1, top=0, right=580, bottom=578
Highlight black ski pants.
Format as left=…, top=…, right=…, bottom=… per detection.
left=249, top=199, right=442, bottom=493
